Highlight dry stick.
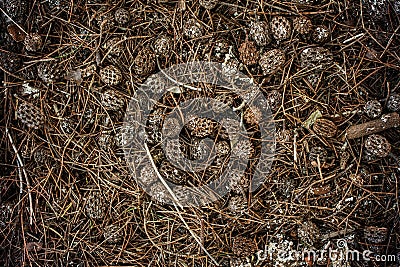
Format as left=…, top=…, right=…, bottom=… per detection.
left=0, top=7, right=28, bottom=35
left=5, top=128, right=34, bottom=225
left=346, top=112, right=400, bottom=139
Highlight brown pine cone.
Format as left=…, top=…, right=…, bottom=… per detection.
left=270, top=16, right=292, bottom=41
left=364, top=100, right=382, bottom=119
left=249, top=21, right=271, bottom=46
left=114, top=8, right=131, bottom=26
left=100, top=65, right=122, bottom=85
left=259, top=49, right=286, bottom=75
left=232, top=236, right=257, bottom=257
left=24, top=33, right=42, bottom=52
left=17, top=101, right=45, bottom=129
left=238, top=40, right=259, bottom=66
left=293, top=16, right=312, bottom=35
left=364, top=134, right=391, bottom=158
left=313, top=118, right=337, bottom=137
left=133, top=47, right=156, bottom=75
left=101, top=89, right=126, bottom=111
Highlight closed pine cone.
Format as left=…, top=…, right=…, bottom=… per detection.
left=238, top=40, right=259, bottom=66
left=100, top=65, right=122, bottom=85
left=134, top=47, right=156, bottom=75
left=270, top=16, right=292, bottom=41
left=17, top=101, right=45, bottom=129
left=232, top=236, right=257, bottom=257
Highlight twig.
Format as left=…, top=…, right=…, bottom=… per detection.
left=346, top=112, right=400, bottom=139
left=5, top=128, right=34, bottom=225
left=0, top=7, right=28, bottom=35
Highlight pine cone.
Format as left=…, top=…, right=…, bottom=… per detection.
left=232, top=236, right=257, bottom=257
left=364, top=134, right=391, bottom=158
left=101, top=89, right=126, bottom=111
left=153, top=35, right=172, bottom=57
left=37, top=61, right=61, bottom=83
left=0, top=51, right=22, bottom=73
left=100, top=65, right=122, bottom=85
left=364, top=100, right=382, bottom=119
left=114, top=8, right=130, bottom=26
left=103, top=224, right=122, bottom=244
left=293, top=16, right=312, bottom=35
left=312, top=25, right=331, bottom=43
left=199, top=0, right=218, bottom=9
left=24, top=33, right=42, bottom=52
left=300, top=47, right=333, bottom=70
left=103, top=37, right=123, bottom=57
left=270, top=16, right=292, bottom=41
left=312, top=118, right=337, bottom=138
left=238, top=40, right=259, bottom=66
left=183, top=19, right=203, bottom=39
left=309, top=146, right=328, bottom=167
left=259, top=48, right=286, bottom=75
left=249, top=21, right=271, bottom=46
left=85, top=189, right=107, bottom=219
left=133, top=47, right=156, bottom=75
left=17, top=101, right=45, bottom=129
left=387, top=94, right=400, bottom=111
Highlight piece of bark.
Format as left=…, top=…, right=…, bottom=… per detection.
left=346, top=112, right=400, bottom=139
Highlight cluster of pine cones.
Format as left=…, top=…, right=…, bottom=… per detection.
left=1, top=0, right=400, bottom=266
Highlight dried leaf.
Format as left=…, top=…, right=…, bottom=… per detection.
left=302, top=110, right=322, bottom=129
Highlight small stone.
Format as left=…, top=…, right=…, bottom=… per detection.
left=183, top=19, right=203, bottom=39
left=238, top=40, right=259, bottom=66
left=364, top=100, right=382, bottom=119
left=17, top=101, right=45, bottom=129
left=313, top=118, right=337, bottom=138
left=259, top=49, right=286, bottom=75
left=312, top=25, right=331, bottom=43
left=100, top=65, right=122, bottom=85
left=292, top=16, right=312, bottom=35
left=133, top=47, right=156, bottom=75
left=387, top=94, right=400, bottom=111
left=114, top=8, right=130, bottom=26
left=24, top=33, right=42, bottom=52
left=249, top=21, right=271, bottom=46
left=232, top=236, right=257, bottom=257
left=153, top=35, right=173, bottom=57
left=199, top=0, right=218, bottom=9
left=364, top=134, right=391, bottom=158
left=270, top=16, right=292, bottom=41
